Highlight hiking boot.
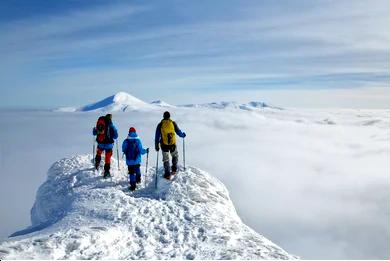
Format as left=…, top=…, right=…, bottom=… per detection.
left=171, top=165, right=178, bottom=176
left=103, top=171, right=111, bottom=178
left=163, top=171, right=171, bottom=180
left=129, top=182, right=136, bottom=191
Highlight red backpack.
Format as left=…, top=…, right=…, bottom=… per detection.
left=96, top=116, right=107, bottom=143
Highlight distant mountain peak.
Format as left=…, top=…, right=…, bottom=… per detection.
left=77, top=92, right=154, bottom=112
left=111, top=91, right=141, bottom=103
left=180, top=100, right=281, bottom=110
left=150, top=100, right=176, bottom=108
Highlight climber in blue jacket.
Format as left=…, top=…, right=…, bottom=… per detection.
left=122, top=127, right=149, bottom=191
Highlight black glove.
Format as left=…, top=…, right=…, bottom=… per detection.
left=155, top=143, right=160, bottom=151
left=146, top=148, right=150, bottom=153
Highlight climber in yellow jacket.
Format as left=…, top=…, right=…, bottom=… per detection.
left=155, top=111, right=186, bottom=180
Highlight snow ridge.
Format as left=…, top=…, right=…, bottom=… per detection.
left=0, top=155, right=295, bottom=260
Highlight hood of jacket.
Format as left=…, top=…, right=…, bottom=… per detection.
left=128, top=132, right=138, bottom=139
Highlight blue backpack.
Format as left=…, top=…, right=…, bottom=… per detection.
left=125, top=139, right=140, bottom=161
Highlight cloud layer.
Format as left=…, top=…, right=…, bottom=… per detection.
left=2, top=107, right=390, bottom=258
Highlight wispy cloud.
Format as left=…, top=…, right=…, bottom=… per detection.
left=1, top=0, right=390, bottom=107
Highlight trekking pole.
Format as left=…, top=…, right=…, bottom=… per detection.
left=183, top=137, right=186, bottom=171
left=155, top=151, right=159, bottom=190
left=116, top=140, right=121, bottom=172
left=92, top=137, right=96, bottom=163
left=122, top=153, right=127, bottom=178
left=145, top=150, right=149, bottom=187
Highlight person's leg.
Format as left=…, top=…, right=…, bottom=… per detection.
left=161, top=144, right=171, bottom=178
left=95, top=148, right=103, bottom=169
left=162, top=151, right=171, bottom=178
left=170, top=145, right=179, bottom=173
left=135, top=164, right=141, bottom=184
left=104, top=149, right=113, bottom=177
left=128, top=165, right=136, bottom=190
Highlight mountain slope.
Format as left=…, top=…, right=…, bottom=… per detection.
left=78, top=92, right=155, bottom=112
left=0, top=155, right=295, bottom=259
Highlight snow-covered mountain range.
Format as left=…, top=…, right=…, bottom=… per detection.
left=56, top=92, right=276, bottom=112
left=0, top=155, right=295, bottom=259
left=181, top=101, right=281, bottom=110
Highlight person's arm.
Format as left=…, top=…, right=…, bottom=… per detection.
left=122, top=139, right=127, bottom=154
left=173, top=121, right=186, bottom=138
left=138, top=139, right=148, bottom=155
left=155, top=122, right=162, bottom=150
left=111, top=124, right=119, bottom=140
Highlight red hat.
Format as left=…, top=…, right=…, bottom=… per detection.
left=129, top=127, right=136, bottom=133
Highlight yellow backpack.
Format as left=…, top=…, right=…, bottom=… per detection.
left=161, top=119, right=176, bottom=145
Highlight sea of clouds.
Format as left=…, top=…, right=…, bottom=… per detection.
left=1, top=107, right=390, bottom=259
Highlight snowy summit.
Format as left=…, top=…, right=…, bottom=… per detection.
left=150, top=100, right=176, bottom=108
left=0, top=155, right=295, bottom=260
left=77, top=92, right=155, bottom=112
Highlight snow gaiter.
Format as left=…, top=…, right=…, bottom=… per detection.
left=171, top=148, right=179, bottom=172
left=95, top=155, right=101, bottom=169
left=162, top=151, right=171, bottom=177
left=163, top=161, right=170, bottom=177
left=104, top=163, right=110, bottom=173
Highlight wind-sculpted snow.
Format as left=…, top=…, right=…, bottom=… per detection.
left=0, top=155, right=295, bottom=260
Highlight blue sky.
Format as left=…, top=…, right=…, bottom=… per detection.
left=1, top=0, right=390, bottom=108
